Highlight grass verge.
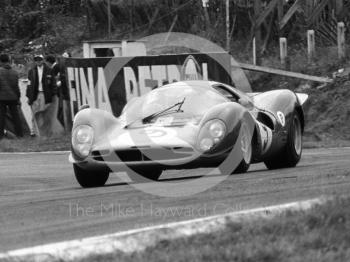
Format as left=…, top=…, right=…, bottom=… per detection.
left=81, top=197, right=350, bottom=262
left=0, top=134, right=70, bottom=152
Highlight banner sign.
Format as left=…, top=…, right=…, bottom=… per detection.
left=64, top=53, right=232, bottom=117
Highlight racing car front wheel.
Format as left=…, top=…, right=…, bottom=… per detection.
left=264, top=112, right=302, bottom=169
left=73, top=164, right=110, bottom=188
left=232, top=122, right=252, bottom=174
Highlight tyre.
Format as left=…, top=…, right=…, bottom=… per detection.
left=128, top=168, right=163, bottom=182
left=264, top=112, right=302, bottom=169
left=73, top=164, right=109, bottom=188
left=232, top=121, right=252, bottom=174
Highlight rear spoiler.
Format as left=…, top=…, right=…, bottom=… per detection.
left=296, top=93, right=308, bottom=106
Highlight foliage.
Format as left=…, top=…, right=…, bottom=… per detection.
left=1, top=0, right=350, bottom=55
left=0, top=0, right=89, bottom=53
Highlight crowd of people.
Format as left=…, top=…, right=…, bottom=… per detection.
left=0, top=52, right=71, bottom=140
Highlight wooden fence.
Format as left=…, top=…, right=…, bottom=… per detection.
left=251, top=0, right=347, bottom=65
left=277, top=21, right=346, bottom=70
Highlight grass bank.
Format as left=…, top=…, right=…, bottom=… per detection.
left=81, top=197, right=350, bottom=262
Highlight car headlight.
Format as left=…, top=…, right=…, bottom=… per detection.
left=197, top=119, right=226, bottom=152
left=72, top=125, right=94, bottom=159
left=209, top=120, right=226, bottom=138
left=199, top=138, right=214, bottom=151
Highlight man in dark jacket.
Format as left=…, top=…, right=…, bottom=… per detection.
left=26, top=54, right=57, bottom=106
left=45, top=54, right=64, bottom=127
left=0, top=53, right=23, bottom=139
left=26, top=54, right=57, bottom=136
left=45, top=54, right=72, bottom=130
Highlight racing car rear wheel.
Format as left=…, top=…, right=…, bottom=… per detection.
left=232, top=122, right=252, bottom=174
left=73, top=164, right=110, bottom=188
left=264, top=112, right=302, bottom=169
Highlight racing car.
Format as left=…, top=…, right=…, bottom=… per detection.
left=70, top=81, right=308, bottom=187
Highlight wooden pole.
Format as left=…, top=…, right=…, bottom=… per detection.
left=307, top=30, right=315, bottom=63
left=254, top=0, right=262, bottom=65
left=337, top=22, right=346, bottom=59
left=253, top=37, right=257, bottom=65
left=202, top=0, right=210, bottom=30
left=107, top=0, right=111, bottom=39
left=226, top=0, right=230, bottom=51
left=280, top=37, right=287, bottom=66
left=232, top=62, right=333, bottom=83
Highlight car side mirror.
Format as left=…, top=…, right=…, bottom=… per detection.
left=238, top=98, right=254, bottom=109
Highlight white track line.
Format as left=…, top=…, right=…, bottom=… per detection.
left=0, top=198, right=324, bottom=262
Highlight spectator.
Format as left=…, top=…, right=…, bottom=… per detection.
left=26, top=54, right=57, bottom=136
left=0, top=53, right=23, bottom=139
left=59, top=52, right=71, bottom=102
left=45, top=54, right=65, bottom=127
left=45, top=53, right=72, bottom=130
left=56, top=52, right=72, bottom=131
left=45, top=54, right=60, bottom=77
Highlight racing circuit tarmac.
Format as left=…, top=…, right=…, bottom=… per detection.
left=0, top=147, right=350, bottom=252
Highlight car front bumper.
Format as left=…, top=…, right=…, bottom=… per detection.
left=69, top=149, right=230, bottom=171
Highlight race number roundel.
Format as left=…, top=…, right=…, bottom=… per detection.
left=277, top=111, right=286, bottom=127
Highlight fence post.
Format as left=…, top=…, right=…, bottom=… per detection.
left=253, top=37, right=257, bottom=65
left=337, top=22, right=346, bottom=59
left=307, top=30, right=315, bottom=63
left=280, top=37, right=288, bottom=68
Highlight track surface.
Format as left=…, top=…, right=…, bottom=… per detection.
left=0, top=148, right=350, bottom=252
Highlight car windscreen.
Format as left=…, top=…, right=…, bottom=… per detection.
left=121, top=84, right=228, bottom=122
